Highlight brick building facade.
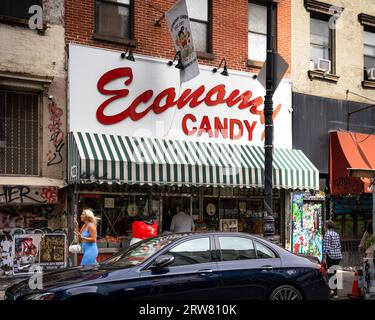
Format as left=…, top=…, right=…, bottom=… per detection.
left=65, top=0, right=291, bottom=75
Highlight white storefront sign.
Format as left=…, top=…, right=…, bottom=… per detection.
left=69, top=44, right=292, bottom=148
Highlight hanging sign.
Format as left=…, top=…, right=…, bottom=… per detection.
left=166, top=0, right=200, bottom=84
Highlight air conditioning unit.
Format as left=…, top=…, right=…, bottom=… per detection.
left=367, top=68, right=375, bottom=80
left=315, top=58, right=331, bottom=73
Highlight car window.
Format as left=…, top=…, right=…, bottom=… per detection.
left=255, top=241, right=277, bottom=259
left=100, top=236, right=178, bottom=268
left=167, top=237, right=211, bottom=267
left=218, top=237, right=256, bottom=261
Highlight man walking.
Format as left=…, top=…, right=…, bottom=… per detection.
left=323, top=220, right=342, bottom=299
left=170, top=206, right=195, bottom=233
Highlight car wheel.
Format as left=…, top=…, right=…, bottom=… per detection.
left=269, top=285, right=303, bottom=301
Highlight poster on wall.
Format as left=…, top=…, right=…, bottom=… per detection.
left=0, top=234, right=13, bottom=274
left=291, top=193, right=323, bottom=261
left=13, top=234, right=42, bottom=275
left=39, top=234, right=67, bottom=270
left=220, top=219, right=238, bottom=232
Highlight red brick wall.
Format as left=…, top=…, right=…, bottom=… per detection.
left=65, top=0, right=291, bottom=76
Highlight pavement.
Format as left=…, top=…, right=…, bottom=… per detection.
left=337, top=270, right=355, bottom=299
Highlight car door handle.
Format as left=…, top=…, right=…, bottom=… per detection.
left=198, top=269, right=214, bottom=275
left=124, top=287, right=135, bottom=291
left=261, top=265, right=273, bottom=271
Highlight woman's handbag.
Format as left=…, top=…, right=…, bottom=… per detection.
left=68, top=239, right=82, bottom=254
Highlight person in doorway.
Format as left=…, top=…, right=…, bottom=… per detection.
left=359, top=220, right=373, bottom=259
left=170, top=206, right=195, bottom=233
left=75, top=209, right=99, bottom=266
left=322, top=220, right=342, bottom=299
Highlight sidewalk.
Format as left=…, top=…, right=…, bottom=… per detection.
left=337, top=270, right=355, bottom=300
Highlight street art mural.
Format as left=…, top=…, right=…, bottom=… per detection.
left=292, top=193, right=323, bottom=261
left=46, top=101, right=64, bottom=166
left=0, top=186, right=58, bottom=204
left=0, top=206, right=58, bottom=234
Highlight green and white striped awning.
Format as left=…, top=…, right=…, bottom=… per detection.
left=68, top=132, right=319, bottom=190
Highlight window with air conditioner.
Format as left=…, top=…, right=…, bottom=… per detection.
left=364, top=30, right=375, bottom=81
left=310, top=17, right=332, bottom=74
left=0, top=91, right=39, bottom=176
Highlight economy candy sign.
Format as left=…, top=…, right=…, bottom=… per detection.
left=69, top=44, right=292, bottom=148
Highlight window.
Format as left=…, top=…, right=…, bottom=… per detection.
left=168, top=237, right=211, bottom=266
left=364, top=30, right=375, bottom=79
left=248, top=2, right=267, bottom=62
left=218, top=237, right=256, bottom=261
left=255, top=241, right=276, bottom=259
left=95, top=0, right=132, bottom=40
left=0, top=0, right=42, bottom=21
left=186, top=0, right=210, bottom=53
left=310, top=18, right=330, bottom=66
left=305, top=0, right=343, bottom=80
left=0, top=91, right=39, bottom=176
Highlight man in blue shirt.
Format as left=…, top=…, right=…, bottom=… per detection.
left=323, top=220, right=342, bottom=299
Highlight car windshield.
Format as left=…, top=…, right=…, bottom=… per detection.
left=100, top=234, right=185, bottom=268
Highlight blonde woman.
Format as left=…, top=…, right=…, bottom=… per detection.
left=75, top=209, right=98, bottom=266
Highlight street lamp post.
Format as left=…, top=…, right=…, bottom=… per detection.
left=263, top=0, right=276, bottom=238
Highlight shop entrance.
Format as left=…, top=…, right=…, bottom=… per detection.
left=161, top=195, right=192, bottom=232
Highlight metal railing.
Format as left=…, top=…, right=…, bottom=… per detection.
left=340, top=240, right=362, bottom=268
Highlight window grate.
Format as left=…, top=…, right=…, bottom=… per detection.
left=0, top=91, right=39, bottom=176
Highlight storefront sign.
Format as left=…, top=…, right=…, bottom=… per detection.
left=0, top=186, right=58, bottom=204
left=69, top=44, right=292, bottom=148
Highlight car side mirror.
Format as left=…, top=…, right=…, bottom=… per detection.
left=153, top=254, right=175, bottom=270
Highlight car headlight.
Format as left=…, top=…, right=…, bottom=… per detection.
left=24, top=292, right=56, bottom=300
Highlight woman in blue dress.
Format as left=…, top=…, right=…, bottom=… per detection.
left=75, top=209, right=99, bottom=266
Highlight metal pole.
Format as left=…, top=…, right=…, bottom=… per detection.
left=263, top=0, right=276, bottom=238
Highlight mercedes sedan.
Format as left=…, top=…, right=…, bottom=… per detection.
left=5, top=232, right=329, bottom=300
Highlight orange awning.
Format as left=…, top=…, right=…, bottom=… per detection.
left=330, top=131, right=375, bottom=195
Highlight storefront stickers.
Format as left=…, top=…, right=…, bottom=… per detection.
left=69, top=44, right=292, bottom=148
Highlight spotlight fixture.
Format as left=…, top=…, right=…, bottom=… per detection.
left=212, top=58, right=229, bottom=77
left=121, top=46, right=135, bottom=61
left=167, top=51, right=185, bottom=70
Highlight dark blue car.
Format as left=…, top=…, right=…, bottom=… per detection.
left=5, top=232, right=329, bottom=300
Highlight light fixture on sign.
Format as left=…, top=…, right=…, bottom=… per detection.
left=120, top=45, right=135, bottom=62
left=212, top=58, right=229, bottom=77
left=167, top=51, right=184, bottom=70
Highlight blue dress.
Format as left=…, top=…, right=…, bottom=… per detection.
left=81, top=226, right=98, bottom=266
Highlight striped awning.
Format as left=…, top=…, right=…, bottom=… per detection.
left=68, top=132, right=319, bottom=190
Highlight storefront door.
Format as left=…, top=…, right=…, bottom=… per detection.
left=161, top=195, right=192, bottom=233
